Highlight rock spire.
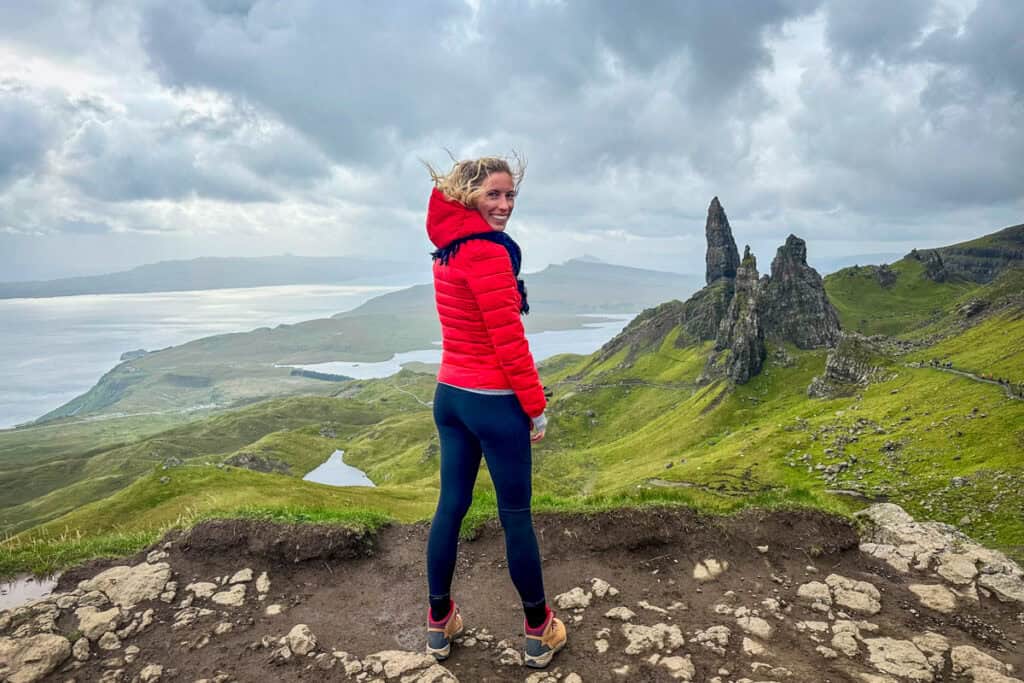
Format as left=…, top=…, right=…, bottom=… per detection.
left=715, top=246, right=766, bottom=384
left=705, top=197, right=741, bottom=285
left=760, top=235, right=841, bottom=349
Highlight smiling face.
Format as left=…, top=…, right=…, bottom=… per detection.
left=475, top=172, right=516, bottom=231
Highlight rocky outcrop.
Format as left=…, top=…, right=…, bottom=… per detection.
left=712, top=247, right=766, bottom=384
left=593, top=199, right=841, bottom=384
left=910, top=248, right=949, bottom=282
left=760, top=235, right=841, bottom=349
left=704, top=197, right=741, bottom=285
left=807, top=333, right=889, bottom=398
left=224, top=453, right=291, bottom=475
left=918, top=223, right=1024, bottom=284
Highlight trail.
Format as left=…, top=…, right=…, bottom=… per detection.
left=908, top=362, right=1023, bottom=401
left=8, top=506, right=1024, bottom=682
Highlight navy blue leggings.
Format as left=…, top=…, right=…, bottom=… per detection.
left=427, top=383, right=546, bottom=610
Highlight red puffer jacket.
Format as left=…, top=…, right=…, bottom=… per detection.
left=426, top=188, right=546, bottom=418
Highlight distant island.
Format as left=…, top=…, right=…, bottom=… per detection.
left=0, top=254, right=419, bottom=300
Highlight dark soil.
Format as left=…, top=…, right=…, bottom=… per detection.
left=51, top=507, right=1024, bottom=682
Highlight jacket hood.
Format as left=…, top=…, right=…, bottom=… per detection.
left=426, top=187, right=493, bottom=249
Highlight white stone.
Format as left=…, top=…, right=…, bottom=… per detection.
left=826, top=574, right=882, bottom=615
left=621, top=623, right=684, bottom=655
left=363, top=649, right=439, bottom=679
left=660, top=654, right=695, bottom=681
left=185, top=582, right=218, bottom=599
left=592, top=577, right=619, bottom=598
left=72, top=637, right=90, bottom=661
left=604, top=606, right=636, bottom=621
left=817, top=645, right=838, bottom=659
left=214, top=622, right=234, bottom=635
left=908, top=584, right=957, bottom=613
left=555, top=587, right=592, bottom=609
left=832, top=632, right=859, bottom=657
left=210, top=584, right=246, bottom=607
left=78, top=562, right=172, bottom=609
left=864, top=637, right=932, bottom=682
left=638, top=600, right=667, bottom=614
left=139, top=663, right=163, bottom=682
left=977, top=573, right=1024, bottom=604
left=950, top=645, right=1012, bottom=677
left=693, top=625, right=730, bottom=654
left=286, top=624, right=318, bottom=656
left=912, top=632, right=949, bottom=672
left=256, top=572, right=271, bottom=594
left=229, top=568, right=253, bottom=584
left=146, top=550, right=168, bottom=564
left=935, top=552, right=978, bottom=585
left=741, top=637, right=765, bottom=656
left=693, top=559, right=728, bottom=582
left=564, top=674, right=583, bottom=683
left=74, top=606, right=122, bottom=641
left=736, top=616, right=774, bottom=640
left=98, top=631, right=121, bottom=650
left=796, top=581, right=832, bottom=604
left=0, top=634, right=71, bottom=683
left=595, top=639, right=609, bottom=654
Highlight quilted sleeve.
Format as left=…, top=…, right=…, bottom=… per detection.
left=460, top=241, right=547, bottom=418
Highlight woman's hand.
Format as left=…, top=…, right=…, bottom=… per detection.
left=531, top=413, right=547, bottom=442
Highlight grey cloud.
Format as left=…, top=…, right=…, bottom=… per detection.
left=918, top=0, right=1024, bottom=96
left=139, top=0, right=820, bottom=175
left=0, top=92, right=55, bottom=189
left=825, top=0, right=933, bottom=65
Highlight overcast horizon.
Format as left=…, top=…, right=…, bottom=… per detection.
left=2, top=0, right=1022, bottom=283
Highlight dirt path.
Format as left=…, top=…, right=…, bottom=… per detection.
left=908, top=362, right=1023, bottom=401
left=4, top=506, right=1024, bottom=682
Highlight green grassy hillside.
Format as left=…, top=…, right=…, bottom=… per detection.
left=0, top=394, right=416, bottom=536
left=6, top=293, right=1022, bottom=576
left=4, top=240, right=1022, bottom=578
left=824, top=258, right=975, bottom=335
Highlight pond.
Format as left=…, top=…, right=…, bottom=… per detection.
left=302, top=450, right=375, bottom=487
left=0, top=574, right=59, bottom=611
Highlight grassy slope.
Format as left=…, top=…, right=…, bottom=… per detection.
left=0, top=395, right=406, bottom=536
left=4, top=256, right=1022, bottom=576
left=7, top=307, right=1021, bottom=575
left=824, top=258, right=975, bottom=335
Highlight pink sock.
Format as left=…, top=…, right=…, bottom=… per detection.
left=525, top=606, right=552, bottom=635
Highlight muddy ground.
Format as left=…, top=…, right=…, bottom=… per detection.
left=45, top=507, right=1024, bottom=681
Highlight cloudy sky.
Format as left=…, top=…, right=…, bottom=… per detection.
left=1, top=0, right=1021, bottom=282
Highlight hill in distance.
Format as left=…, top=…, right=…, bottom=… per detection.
left=0, top=254, right=419, bottom=299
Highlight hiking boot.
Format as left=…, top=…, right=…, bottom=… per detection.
left=426, top=601, right=463, bottom=661
left=524, top=607, right=567, bottom=668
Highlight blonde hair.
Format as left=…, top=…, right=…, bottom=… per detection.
left=424, top=152, right=526, bottom=208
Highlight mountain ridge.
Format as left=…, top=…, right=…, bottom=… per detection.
left=0, top=255, right=419, bottom=300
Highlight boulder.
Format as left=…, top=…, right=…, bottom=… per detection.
left=78, top=562, right=172, bottom=608
left=864, top=638, right=932, bottom=682
left=0, top=634, right=71, bottom=683
left=286, top=624, right=318, bottom=656
left=621, top=623, right=684, bottom=655
left=74, top=606, right=122, bottom=641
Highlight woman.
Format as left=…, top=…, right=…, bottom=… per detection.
left=423, top=156, right=566, bottom=668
